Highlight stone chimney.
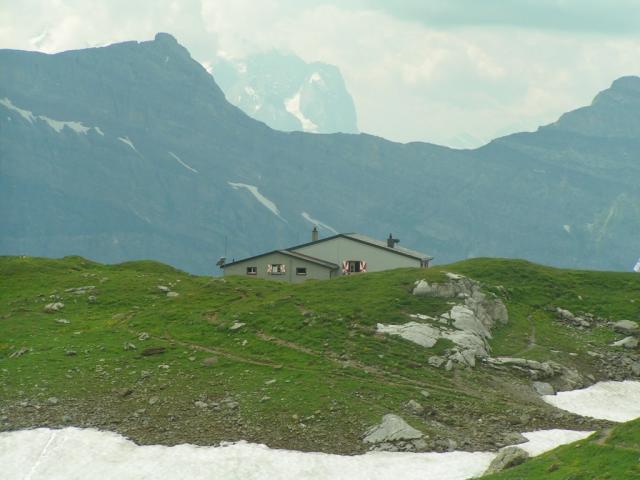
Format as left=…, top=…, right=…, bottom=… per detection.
left=312, top=226, right=319, bottom=242
left=387, top=233, right=399, bottom=248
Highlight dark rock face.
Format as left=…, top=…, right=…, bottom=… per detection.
left=2, top=34, right=640, bottom=274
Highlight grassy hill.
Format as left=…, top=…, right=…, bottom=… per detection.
left=1, top=256, right=638, bottom=456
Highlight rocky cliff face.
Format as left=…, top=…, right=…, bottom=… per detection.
left=2, top=34, right=640, bottom=273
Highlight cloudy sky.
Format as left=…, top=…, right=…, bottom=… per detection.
left=3, top=1, right=640, bottom=147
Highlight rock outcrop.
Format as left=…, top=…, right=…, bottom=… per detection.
left=612, top=336, right=639, bottom=349
left=612, top=320, right=639, bottom=335
left=532, top=381, right=555, bottom=396
left=484, top=446, right=529, bottom=475
left=44, top=302, right=64, bottom=313
left=362, top=414, right=426, bottom=452
left=555, top=307, right=592, bottom=328
left=487, top=357, right=586, bottom=390
left=363, top=414, right=423, bottom=444
left=377, top=273, right=508, bottom=368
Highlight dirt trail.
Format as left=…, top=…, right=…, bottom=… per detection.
left=149, top=329, right=476, bottom=397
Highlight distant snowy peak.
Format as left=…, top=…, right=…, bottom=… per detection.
left=284, top=91, right=318, bottom=133
left=210, top=52, right=358, bottom=135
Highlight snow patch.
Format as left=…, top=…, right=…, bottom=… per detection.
left=518, top=430, right=593, bottom=456
left=0, top=427, right=491, bottom=480
left=301, top=212, right=338, bottom=234
left=0, top=97, right=35, bottom=122
left=40, top=116, right=91, bottom=134
left=228, top=182, right=285, bottom=220
left=542, top=381, right=640, bottom=422
left=168, top=152, right=198, bottom=173
left=94, top=127, right=104, bottom=136
left=308, top=72, right=326, bottom=87
left=284, top=91, right=318, bottom=133
left=0, top=426, right=603, bottom=480
left=0, top=97, right=92, bottom=135
left=118, top=136, right=139, bottom=154
left=563, top=224, right=571, bottom=233
left=200, top=61, right=214, bottom=75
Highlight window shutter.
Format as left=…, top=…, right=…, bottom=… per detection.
left=267, top=264, right=273, bottom=274
left=342, top=260, right=349, bottom=274
left=361, top=261, right=367, bottom=273
left=281, top=264, right=287, bottom=273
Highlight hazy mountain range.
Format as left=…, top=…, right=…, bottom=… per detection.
left=2, top=33, right=640, bottom=274
left=211, top=51, right=358, bottom=135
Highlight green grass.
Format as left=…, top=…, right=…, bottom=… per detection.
left=484, top=419, right=640, bottom=479
left=1, top=255, right=638, bottom=455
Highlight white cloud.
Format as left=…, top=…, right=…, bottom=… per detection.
left=0, top=0, right=216, bottom=57
left=201, top=2, right=640, bottom=146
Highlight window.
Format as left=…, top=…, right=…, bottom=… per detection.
left=268, top=264, right=286, bottom=275
left=246, top=266, right=257, bottom=275
left=296, top=267, right=307, bottom=276
left=342, top=260, right=367, bottom=274
left=348, top=261, right=361, bottom=273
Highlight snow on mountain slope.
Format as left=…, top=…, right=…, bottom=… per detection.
left=169, top=151, right=198, bottom=173
left=285, top=90, right=319, bottom=133
left=228, top=182, right=284, bottom=220
left=1, top=97, right=95, bottom=135
left=302, top=212, right=338, bottom=234
left=543, top=381, right=640, bottom=422
left=117, top=136, right=140, bottom=154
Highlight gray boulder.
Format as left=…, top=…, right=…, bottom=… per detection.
left=405, top=399, right=424, bottom=415
left=612, top=336, right=638, bottom=349
left=485, top=446, right=529, bottom=475
left=613, top=320, right=639, bottom=335
left=556, top=307, right=591, bottom=327
left=533, top=381, right=555, bottom=396
left=44, top=302, right=64, bottom=313
left=363, top=414, right=423, bottom=444
left=376, top=322, right=440, bottom=348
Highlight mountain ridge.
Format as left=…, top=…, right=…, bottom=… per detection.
left=2, top=34, right=640, bottom=273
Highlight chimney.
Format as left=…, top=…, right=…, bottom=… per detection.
left=387, top=233, right=400, bottom=248
left=312, top=226, right=319, bottom=242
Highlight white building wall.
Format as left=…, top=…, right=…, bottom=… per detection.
left=292, top=237, right=421, bottom=275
